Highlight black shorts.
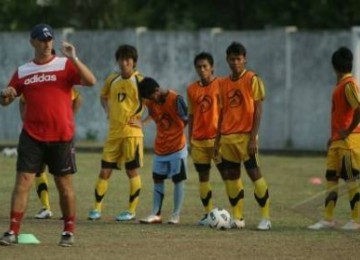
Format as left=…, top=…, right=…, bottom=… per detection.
left=16, top=130, right=76, bottom=176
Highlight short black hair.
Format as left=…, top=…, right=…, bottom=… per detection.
left=115, top=44, right=138, bottom=62
left=138, top=77, right=160, bottom=99
left=194, top=52, right=214, bottom=67
left=226, top=41, right=246, bottom=57
left=332, top=46, right=353, bottom=73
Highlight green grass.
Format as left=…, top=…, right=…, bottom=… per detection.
left=0, top=153, right=359, bottom=260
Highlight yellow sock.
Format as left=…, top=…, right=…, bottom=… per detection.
left=94, top=178, right=109, bottom=211
left=199, top=181, right=213, bottom=213
left=347, top=180, right=360, bottom=221
left=226, top=179, right=244, bottom=220
left=254, top=177, right=270, bottom=219
left=36, top=172, right=50, bottom=210
left=128, top=175, right=141, bottom=214
left=324, top=180, right=338, bottom=221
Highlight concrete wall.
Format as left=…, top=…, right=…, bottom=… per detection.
left=0, top=28, right=354, bottom=151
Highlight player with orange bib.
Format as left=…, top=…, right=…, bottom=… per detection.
left=214, top=42, right=271, bottom=230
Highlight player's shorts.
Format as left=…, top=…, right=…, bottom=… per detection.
left=326, top=147, right=360, bottom=180
left=153, top=146, right=188, bottom=182
left=219, top=134, right=260, bottom=170
left=17, top=130, right=76, bottom=176
left=191, top=145, right=215, bottom=172
left=101, top=136, right=143, bottom=170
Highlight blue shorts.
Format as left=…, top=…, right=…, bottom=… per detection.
left=153, top=146, right=188, bottom=182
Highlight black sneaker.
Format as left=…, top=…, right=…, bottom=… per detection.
left=58, top=231, right=74, bottom=247
left=0, top=231, right=18, bottom=246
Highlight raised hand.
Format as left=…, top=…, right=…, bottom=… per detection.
left=61, top=41, right=77, bottom=60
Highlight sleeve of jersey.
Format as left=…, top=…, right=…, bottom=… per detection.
left=100, top=74, right=116, bottom=97
left=345, top=83, right=360, bottom=109
left=252, top=76, right=265, bottom=101
left=176, top=95, right=188, bottom=122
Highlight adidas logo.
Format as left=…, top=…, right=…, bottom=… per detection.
left=24, top=74, right=57, bottom=85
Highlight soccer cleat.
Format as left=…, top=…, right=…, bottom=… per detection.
left=308, top=220, right=335, bottom=230
left=139, top=214, right=162, bottom=224
left=168, top=214, right=180, bottom=224
left=198, top=214, right=209, bottom=226
left=58, top=231, right=74, bottom=247
left=257, top=218, right=272, bottom=230
left=35, top=208, right=53, bottom=219
left=88, top=209, right=101, bottom=220
left=115, top=211, right=136, bottom=221
left=231, top=218, right=246, bottom=229
left=341, top=220, right=360, bottom=230
left=0, top=231, right=18, bottom=246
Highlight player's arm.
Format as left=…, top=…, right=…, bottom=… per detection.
left=213, top=107, right=223, bottom=158
left=176, top=95, right=188, bottom=125
left=249, top=100, right=263, bottom=155
left=100, top=96, right=109, bottom=118
left=187, top=91, right=194, bottom=141
left=0, top=86, right=17, bottom=106
left=61, top=41, right=96, bottom=87
left=72, top=93, right=83, bottom=114
left=188, top=114, right=193, bottom=141
left=249, top=75, right=265, bottom=155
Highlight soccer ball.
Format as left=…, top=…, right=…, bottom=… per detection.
left=208, top=208, right=231, bottom=230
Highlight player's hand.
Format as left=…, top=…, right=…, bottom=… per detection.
left=1, top=86, right=17, bottom=98
left=61, top=41, right=77, bottom=60
left=128, top=117, right=142, bottom=128
left=248, top=139, right=257, bottom=156
left=327, top=138, right=332, bottom=148
left=338, top=129, right=349, bottom=140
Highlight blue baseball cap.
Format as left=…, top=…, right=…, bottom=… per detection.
left=30, top=24, right=54, bottom=40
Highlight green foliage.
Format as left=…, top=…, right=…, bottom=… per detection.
left=1, top=0, right=360, bottom=31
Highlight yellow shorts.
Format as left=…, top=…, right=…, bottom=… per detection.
left=326, top=147, right=360, bottom=180
left=220, top=134, right=258, bottom=163
left=102, top=136, right=143, bottom=170
left=190, top=146, right=215, bottom=164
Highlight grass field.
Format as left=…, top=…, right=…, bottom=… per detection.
left=0, top=152, right=359, bottom=260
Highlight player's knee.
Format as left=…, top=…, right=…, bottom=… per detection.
left=340, top=168, right=359, bottom=181
left=244, top=155, right=259, bottom=170
left=325, top=170, right=338, bottom=181
left=194, top=163, right=211, bottom=173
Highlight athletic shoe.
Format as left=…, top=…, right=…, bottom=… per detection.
left=35, top=208, right=53, bottom=219
left=139, top=215, right=162, bottom=224
left=198, top=214, right=209, bottom=226
left=168, top=214, right=180, bottom=224
left=231, top=218, right=246, bottom=229
left=341, top=220, right=360, bottom=230
left=58, top=231, right=74, bottom=247
left=0, top=231, right=18, bottom=246
left=257, top=218, right=272, bottom=230
left=308, top=220, right=335, bottom=230
left=115, top=211, right=136, bottom=221
left=88, top=209, right=101, bottom=220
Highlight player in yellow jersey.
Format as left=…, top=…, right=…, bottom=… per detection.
left=88, top=44, right=144, bottom=221
left=19, top=89, right=82, bottom=219
left=214, top=42, right=271, bottom=230
left=308, top=47, right=360, bottom=230
left=187, top=52, right=224, bottom=226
